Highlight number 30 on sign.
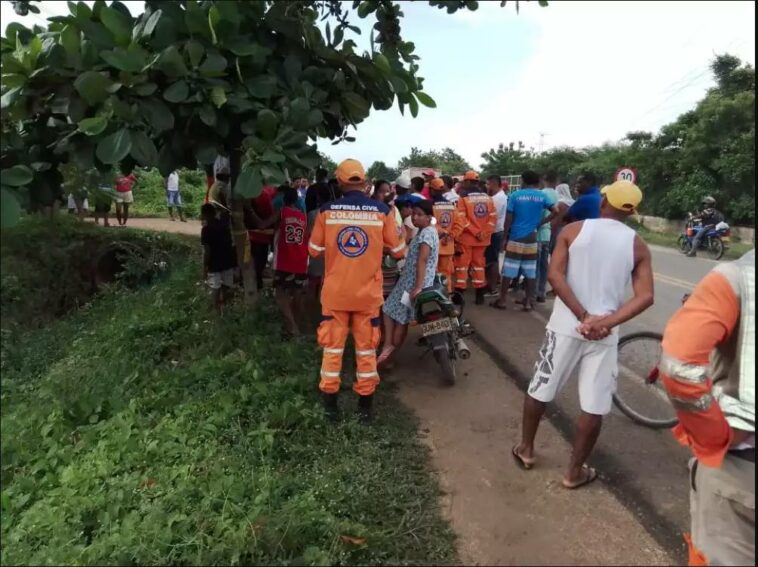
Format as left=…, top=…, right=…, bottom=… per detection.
left=615, top=167, right=637, bottom=184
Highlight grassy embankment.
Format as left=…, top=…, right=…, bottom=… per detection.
left=0, top=218, right=456, bottom=565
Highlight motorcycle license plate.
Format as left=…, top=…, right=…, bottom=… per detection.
left=421, top=318, right=454, bottom=337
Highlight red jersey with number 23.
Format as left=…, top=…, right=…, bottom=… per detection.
left=273, top=206, right=308, bottom=274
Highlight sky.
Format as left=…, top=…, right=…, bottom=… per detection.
left=2, top=0, right=755, bottom=170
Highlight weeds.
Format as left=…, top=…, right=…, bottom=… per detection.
left=0, top=223, right=457, bottom=565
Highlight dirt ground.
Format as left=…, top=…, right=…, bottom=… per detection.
left=86, top=216, right=203, bottom=236
left=388, top=335, right=673, bottom=566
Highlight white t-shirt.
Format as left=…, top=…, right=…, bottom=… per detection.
left=444, top=190, right=459, bottom=203
left=213, top=155, right=230, bottom=180
left=167, top=172, right=179, bottom=192
left=492, top=190, right=508, bottom=232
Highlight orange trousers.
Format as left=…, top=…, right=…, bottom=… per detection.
left=454, top=245, right=487, bottom=289
left=317, top=309, right=381, bottom=396
left=437, top=254, right=454, bottom=292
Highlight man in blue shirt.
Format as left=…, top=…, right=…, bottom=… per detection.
left=565, top=172, right=601, bottom=222
left=491, top=170, right=558, bottom=311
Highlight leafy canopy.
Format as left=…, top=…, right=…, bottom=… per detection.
left=1, top=0, right=546, bottom=226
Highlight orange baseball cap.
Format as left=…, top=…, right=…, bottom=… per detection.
left=430, top=178, right=445, bottom=191
left=464, top=170, right=479, bottom=181
left=335, top=159, right=366, bottom=187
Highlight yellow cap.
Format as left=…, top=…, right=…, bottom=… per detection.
left=335, top=159, right=366, bottom=187
left=601, top=180, right=643, bottom=212
left=430, top=178, right=445, bottom=191
left=464, top=170, right=479, bottom=181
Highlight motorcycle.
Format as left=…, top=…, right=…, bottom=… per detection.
left=414, top=275, right=473, bottom=385
left=677, top=212, right=730, bottom=260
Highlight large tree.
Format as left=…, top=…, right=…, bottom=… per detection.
left=0, top=0, right=545, bottom=299
left=396, top=146, right=471, bottom=175
left=366, top=160, right=398, bottom=181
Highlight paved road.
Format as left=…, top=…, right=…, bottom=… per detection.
left=628, top=244, right=722, bottom=336
left=464, top=245, right=740, bottom=563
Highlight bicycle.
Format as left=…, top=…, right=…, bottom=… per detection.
left=612, top=294, right=691, bottom=429
left=612, top=331, right=678, bottom=429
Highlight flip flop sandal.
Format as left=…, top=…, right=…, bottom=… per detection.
left=490, top=301, right=508, bottom=310
left=377, top=347, right=395, bottom=366
left=562, top=466, right=599, bottom=489
left=512, top=445, right=534, bottom=470
left=522, top=304, right=535, bottom=312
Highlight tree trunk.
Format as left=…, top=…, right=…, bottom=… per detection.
left=228, top=131, right=257, bottom=306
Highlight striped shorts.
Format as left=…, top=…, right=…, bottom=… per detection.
left=502, top=235, right=539, bottom=279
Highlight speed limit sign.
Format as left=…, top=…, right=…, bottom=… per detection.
left=615, top=167, right=637, bottom=183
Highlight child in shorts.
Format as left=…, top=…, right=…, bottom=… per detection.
left=201, top=204, right=236, bottom=315
left=248, top=186, right=308, bottom=337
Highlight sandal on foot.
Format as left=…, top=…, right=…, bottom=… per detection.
left=512, top=445, right=535, bottom=470
left=377, top=347, right=395, bottom=366
left=562, top=465, right=599, bottom=489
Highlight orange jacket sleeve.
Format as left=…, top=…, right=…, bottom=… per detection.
left=308, top=210, right=326, bottom=258
left=454, top=197, right=475, bottom=238
left=660, top=271, right=740, bottom=467
left=384, top=209, right=406, bottom=259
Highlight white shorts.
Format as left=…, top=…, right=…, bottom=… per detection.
left=528, top=330, right=618, bottom=415
left=207, top=269, right=234, bottom=290
left=114, top=191, right=134, bottom=204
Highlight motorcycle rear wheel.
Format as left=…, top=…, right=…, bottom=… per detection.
left=706, top=237, right=724, bottom=261
left=433, top=348, right=456, bottom=386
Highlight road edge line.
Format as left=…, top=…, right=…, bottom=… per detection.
left=469, top=329, right=685, bottom=564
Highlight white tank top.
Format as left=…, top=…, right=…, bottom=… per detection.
left=548, top=218, right=636, bottom=344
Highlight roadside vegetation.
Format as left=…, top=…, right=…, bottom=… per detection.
left=1, top=219, right=457, bottom=566
left=127, top=168, right=207, bottom=220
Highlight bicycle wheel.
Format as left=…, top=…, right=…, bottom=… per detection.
left=612, top=332, right=678, bottom=429
left=707, top=237, right=724, bottom=261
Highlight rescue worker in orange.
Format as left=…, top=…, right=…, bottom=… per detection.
left=661, top=249, right=755, bottom=566
left=429, top=177, right=463, bottom=292
left=308, top=159, right=406, bottom=422
left=454, top=170, right=497, bottom=304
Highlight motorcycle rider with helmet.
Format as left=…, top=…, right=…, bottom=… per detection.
left=687, top=196, right=725, bottom=257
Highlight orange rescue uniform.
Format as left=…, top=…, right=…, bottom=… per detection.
left=453, top=189, right=496, bottom=289
left=431, top=195, right=463, bottom=292
left=309, top=191, right=405, bottom=396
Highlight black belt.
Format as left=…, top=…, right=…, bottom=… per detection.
left=730, top=448, right=755, bottom=463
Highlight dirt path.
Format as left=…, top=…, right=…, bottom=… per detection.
left=87, top=217, right=203, bottom=236
left=388, top=337, right=672, bottom=566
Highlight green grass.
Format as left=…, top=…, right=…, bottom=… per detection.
left=0, top=221, right=457, bottom=566
left=630, top=220, right=753, bottom=260
left=128, top=168, right=208, bottom=220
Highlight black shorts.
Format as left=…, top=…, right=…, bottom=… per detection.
left=485, top=231, right=504, bottom=266
left=273, top=271, right=307, bottom=290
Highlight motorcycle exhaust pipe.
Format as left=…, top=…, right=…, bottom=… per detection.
left=456, top=338, right=471, bottom=360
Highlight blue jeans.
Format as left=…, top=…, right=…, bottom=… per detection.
left=536, top=242, right=550, bottom=299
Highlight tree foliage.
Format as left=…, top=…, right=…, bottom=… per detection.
left=1, top=0, right=545, bottom=227
left=366, top=160, right=398, bottom=181
left=396, top=146, right=472, bottom=174
left=479, top=55, right=755, bottom=226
